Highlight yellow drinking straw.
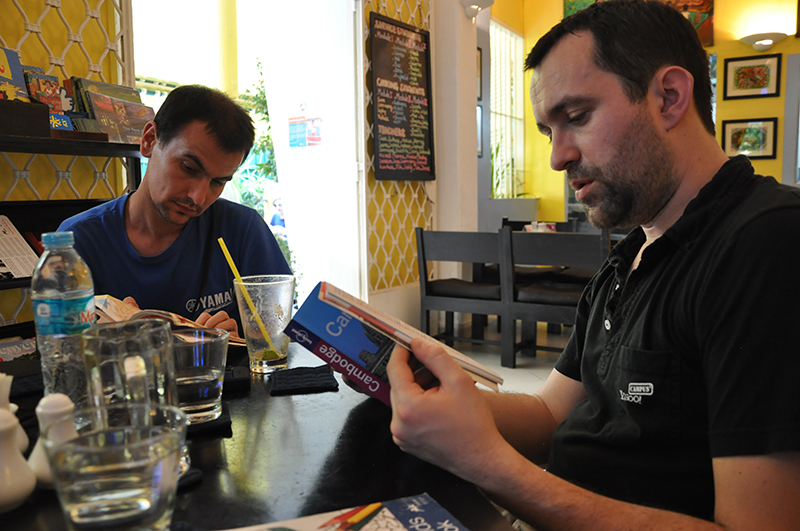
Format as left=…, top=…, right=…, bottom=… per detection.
left=217, top=237, right=278, bottom=353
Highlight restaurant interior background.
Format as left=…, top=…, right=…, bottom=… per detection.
left=1, top=0, right=799, bottom=335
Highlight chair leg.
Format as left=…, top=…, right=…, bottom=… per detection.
left=471, top=314, right=486, bottom=340
left=496, top=315, right=502, bottom=333
left=444, top=312, right=455, bottom=347
left=501, top=317, right=517, bottom=368
left=547, top=323, right=561, bottom=335
left=421, top=309, right=431, bottom=334
left=520, top=319, right=537, bottom=357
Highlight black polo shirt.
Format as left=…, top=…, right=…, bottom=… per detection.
left=548, top=157, right=800, bottom=520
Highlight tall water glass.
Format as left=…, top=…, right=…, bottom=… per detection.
left=82, top=319, right=177, bottom=409
left=172, top=327, right=229, bottom=424
left=81, top=319, right=189, bottom=474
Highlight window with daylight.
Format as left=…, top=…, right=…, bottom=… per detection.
left=490, top=21, right=525, bottom=199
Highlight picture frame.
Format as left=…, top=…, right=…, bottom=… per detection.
left=723, top=54, right=781, bottom=100
left=477, top=47, right=482, bottom=101
left=721, top=118, right=777, bottom=159
left=477, top=105, right=483, bottom=157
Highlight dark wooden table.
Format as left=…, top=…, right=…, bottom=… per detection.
left=7, top=345, right=513, bottom=531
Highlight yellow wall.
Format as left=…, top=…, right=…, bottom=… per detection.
left=1, top=1, right=121, bottom=325
left=711, top=0, right=799, bottom=180
left=521, top=0, right=800, bottom=221
left=522, top=0, right=563, bottom=221
left=492, top=0, right=525, bottom=33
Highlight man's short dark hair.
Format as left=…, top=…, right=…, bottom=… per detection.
left=154, top=84, right=255, bottom=161
left=525, top=0, right=714, bottom=135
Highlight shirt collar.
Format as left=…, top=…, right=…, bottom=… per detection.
left=607, top=156, right=758, bottom=268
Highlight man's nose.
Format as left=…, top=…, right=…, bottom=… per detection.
left=187, top=179, right=211, bottom=206
left=550, top=130, right=580, bottom=172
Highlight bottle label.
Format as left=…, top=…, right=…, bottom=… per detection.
left=34, top=295, right=96, bottom=336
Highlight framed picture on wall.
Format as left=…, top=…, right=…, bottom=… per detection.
left=723, top=54, right=781, bottom=99
left=477, top=105, right=483, bottom=157
left=721, top=118, right=777, bottom=159
left=477, top=47, right=482, bottom=101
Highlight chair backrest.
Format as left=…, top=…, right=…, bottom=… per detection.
left=415, top=228, right=501, bottom=266
left=501, top=225, right=610, bottom=270
left=501, top=217, right=531, bottom=231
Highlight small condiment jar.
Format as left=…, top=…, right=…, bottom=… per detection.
left=28, top=393, right=77, bottom=488
left=0, top=408, right=36, bottom=513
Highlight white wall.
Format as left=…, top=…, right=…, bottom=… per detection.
left=252, top=0, right=364, bottom=304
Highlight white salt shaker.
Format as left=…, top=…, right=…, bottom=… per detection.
left=0, top=408, right=36, bottom=513
left=0, top=373, right=28, bottom=453
left=27, top=393, right=77, bottom=489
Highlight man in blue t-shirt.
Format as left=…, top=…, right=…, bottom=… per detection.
left=59, top=85, right=291, bottom=337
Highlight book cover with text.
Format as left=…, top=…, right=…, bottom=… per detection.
left=0, top=46, right=30, bottom=102
left=286, top=283, right=394, bottom=405
left=221, top=493, right=469, bottom=531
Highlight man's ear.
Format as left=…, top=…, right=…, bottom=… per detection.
left=139, top=121, right=158, bottom=157
left=652, top=66, right=693, bottom=132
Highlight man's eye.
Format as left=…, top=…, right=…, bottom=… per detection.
left=212, top=179, right=228, bottom=187
left=568, top=112, right=587, bottom=125
left=183, top=163, right=199, bottom=174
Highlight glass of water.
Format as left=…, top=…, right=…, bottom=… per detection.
left=41, top=403, right=187, bottom=531
left=171, top=327, right=229, bottom=424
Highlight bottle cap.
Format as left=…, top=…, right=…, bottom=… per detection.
left=41, top=232, right=75, bottom=248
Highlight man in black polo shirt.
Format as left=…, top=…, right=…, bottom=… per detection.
left=385, top=1, right=800, bottom=529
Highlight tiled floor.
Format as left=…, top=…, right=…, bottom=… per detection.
left=452, top=320, right=571, bottom=395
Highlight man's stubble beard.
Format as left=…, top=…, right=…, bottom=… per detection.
left=572, top=107, right=679, bottom=230
left=149, top=191, right=194, bottom=228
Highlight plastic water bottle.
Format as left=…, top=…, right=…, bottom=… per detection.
left=31, top=232, right=95, bottom=407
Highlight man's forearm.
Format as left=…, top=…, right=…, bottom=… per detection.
left=478, top=448, right=724, bottom=531
left=483, top=391, right=558, bottom=465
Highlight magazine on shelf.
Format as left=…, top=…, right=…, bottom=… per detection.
left=219, top=493, right=470, bottom=531
left=285, top=281, right=502, bottom=406
left=0, top=215, right=40, bottom=280
left=86, top=91, right=154, bottom=144
left=94, top=295, right=246, bottom=345
left=0, top=46, right=30, bottom=102
left=23, top=71, right=62, bottom=112
left=70, top=76, right=141, bottom=114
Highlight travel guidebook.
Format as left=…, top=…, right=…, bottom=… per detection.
left=285, top=281, right=503, bottom=406
left=94, top=295, right=246, bottom=345
left=221, top=493, right=470, bottom=531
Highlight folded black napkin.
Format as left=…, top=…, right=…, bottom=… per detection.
left=186, top=401, right=233, bottom=439
left=270, top=365, right=339, bottom=396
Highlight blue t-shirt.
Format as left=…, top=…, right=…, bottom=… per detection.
left=58, top=194, right=291, bottom=331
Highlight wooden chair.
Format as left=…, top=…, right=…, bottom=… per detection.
left=499, top=225, right=610, bottom=368
left=416, top=228, right=504, bottom=347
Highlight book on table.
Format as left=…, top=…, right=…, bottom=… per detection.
left=219, top=492, right=471, bottom=531
left=94, top=294, right=246, bottom=345
left=285, top=281, right=503, bottom=406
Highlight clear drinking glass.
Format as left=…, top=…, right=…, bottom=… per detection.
left=233, top=274, right=295, bottom=373
left=82, top=319, right=177, bottom=409
left=171, top=327, right=229, bottom=424
left=41, top=403, right=187, bottom=531
left=81, top=319, right=189, bottom=474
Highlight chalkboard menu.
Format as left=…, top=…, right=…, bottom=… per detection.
left=369, top=13, right=435, bottom=181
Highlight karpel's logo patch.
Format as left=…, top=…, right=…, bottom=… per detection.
left=619, top=382, right=654, bottom=404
